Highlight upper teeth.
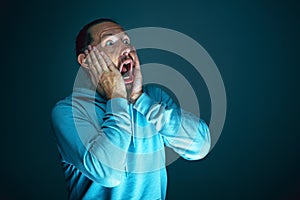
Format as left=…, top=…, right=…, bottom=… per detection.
left=120, top=60, right=131, bottom=72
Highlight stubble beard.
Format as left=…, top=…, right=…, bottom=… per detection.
left=125, top=83, right=133, bottom=99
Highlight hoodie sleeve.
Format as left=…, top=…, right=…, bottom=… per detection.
left=133, top=86, right=211, bottom=160
left=51, top=97, right=132, bottom=187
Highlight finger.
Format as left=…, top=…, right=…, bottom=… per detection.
left=88, top=63, right=100, bottom=87
left=130, top=48, right=142, bottom=78
left=100, top=51, right=116, bottom=72
left=89, top=47, right=103, bottom=75
left=132, top=49, right=141, bottom=71
left=133, top=59, right=142, bottom=78
left=132, top=51, right=142, bottom=85
left=92, top=46, right=108, bottom=73
left=85, top=50, right=99, bottom=82
left=85, top=50, right=94, bottom=70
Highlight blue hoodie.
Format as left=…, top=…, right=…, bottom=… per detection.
left=51, top=81, right=210, bottom=200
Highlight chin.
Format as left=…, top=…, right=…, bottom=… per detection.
left=124, top=79, right=133, bottom=84
left=125, top=81, right=133, bottom=88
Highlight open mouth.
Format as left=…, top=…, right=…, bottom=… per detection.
left=119, top=57, right=134, bottom=84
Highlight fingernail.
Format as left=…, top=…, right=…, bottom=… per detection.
left=88, top=45, right=92, bottom=50
left=93, top=46, right=97, bottom=51
left=84, top=50, right=88, bottom=54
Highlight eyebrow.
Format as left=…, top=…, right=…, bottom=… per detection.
left=101, top=33, right=114, bottom=40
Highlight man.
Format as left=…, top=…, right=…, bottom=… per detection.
left=51, top=18, right=211, bottom=200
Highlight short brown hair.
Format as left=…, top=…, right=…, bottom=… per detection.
left=75, top=18, right=118, bottom=57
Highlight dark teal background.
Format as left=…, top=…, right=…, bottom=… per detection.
left=1, top=0, right=299, bottom=199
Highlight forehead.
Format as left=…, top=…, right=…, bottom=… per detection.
left=89, top=22, right=127, bottom=42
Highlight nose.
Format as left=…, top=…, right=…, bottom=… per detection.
left=121, top=47, right=131, bottom=56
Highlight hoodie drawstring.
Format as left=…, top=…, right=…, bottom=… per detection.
left=129, top=103, right=135, bottom=147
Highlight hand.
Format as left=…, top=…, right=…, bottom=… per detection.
left=85, top=46, right=127, bottom=100
left=129, top=49, right=143, bottom=102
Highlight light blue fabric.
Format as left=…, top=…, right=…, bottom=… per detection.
left=51, top=84, right=210, bottom=200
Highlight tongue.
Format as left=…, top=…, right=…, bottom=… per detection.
left=122, top=67, right=127, bottom=73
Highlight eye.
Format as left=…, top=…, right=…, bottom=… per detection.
left=105, top=40, right=114, bottom=47
left=123, top=38, right=130, bottom=45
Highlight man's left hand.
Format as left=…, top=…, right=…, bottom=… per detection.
left=130, top=50, right=143, bottom=103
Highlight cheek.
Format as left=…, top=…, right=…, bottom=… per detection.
left=108, top=46, right=122, bottom=61
left=95, top=44, right=122, bottom=65
left=107, top=50, right=118, bottom=62
left=96, top=46, right=118, bottom=62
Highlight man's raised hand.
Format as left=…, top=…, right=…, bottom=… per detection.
left=85, top=46, right=127, bottom=100
left=130, top=49, right=143, bottom=103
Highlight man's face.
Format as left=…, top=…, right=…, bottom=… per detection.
left=89, top=22, right=137, bottom=84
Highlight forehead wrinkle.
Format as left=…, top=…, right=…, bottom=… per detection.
left=89, top=23, right=124, bottom=44
left=100, top=27, right=126, bottom=41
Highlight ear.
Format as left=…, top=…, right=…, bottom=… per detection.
left=77, top=53, right=89, bottom=69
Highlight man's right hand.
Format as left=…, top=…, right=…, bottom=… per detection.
left=85, top=45, right=127, bottom=100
